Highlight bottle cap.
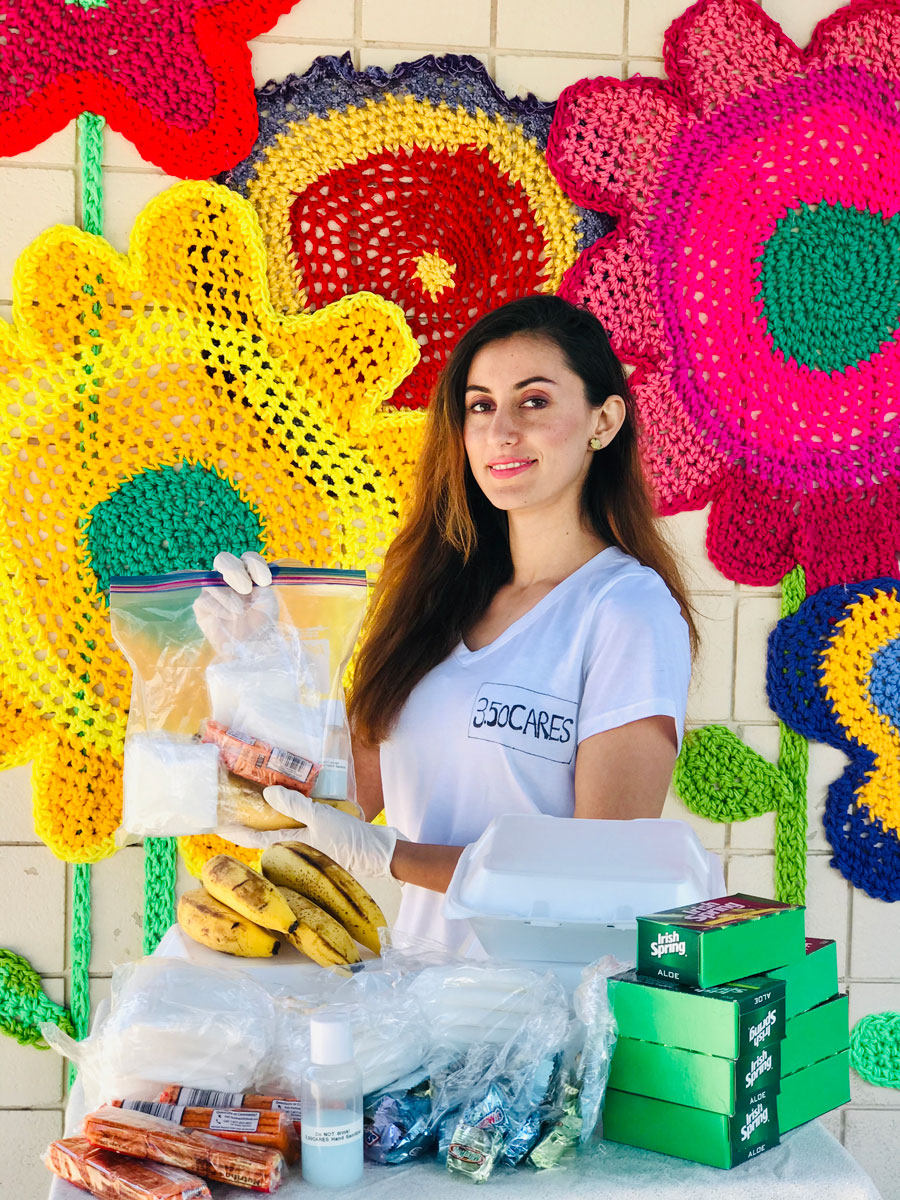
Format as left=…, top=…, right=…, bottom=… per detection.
left=310, top=1011, right=355, bottom=1066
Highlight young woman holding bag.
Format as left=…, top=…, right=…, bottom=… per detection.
left=216, top=295, right=696, bottom=951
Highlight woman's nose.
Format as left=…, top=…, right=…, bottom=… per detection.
left=489, top=406, right=519, bottom=444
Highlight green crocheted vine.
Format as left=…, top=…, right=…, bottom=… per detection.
left=851, top=1011, right=900, bottom=1090
left=0, top=949, right=76, bottom=1047
left=673, top=567, right=808, bottom=905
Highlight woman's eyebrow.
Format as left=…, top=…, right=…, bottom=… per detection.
left=465, top=375, right=556, bottom=393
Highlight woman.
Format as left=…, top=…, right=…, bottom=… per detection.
left=218, top=295, right=696, bottom=951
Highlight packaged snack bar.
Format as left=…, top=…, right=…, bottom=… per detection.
left=201, top=722, right=320, bottom=796
left=84, top=1107, right=284, bottom=1192
left=157, top=1087, right=303, bottom=1135
left=116, top=1099, right=299, bottom=1164
left=44, top=1135, right=212, bottom=1200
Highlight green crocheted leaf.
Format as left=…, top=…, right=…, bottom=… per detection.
left=674, top=725, right=792, bottom=823
left=851, top=1012, right=900, bottom=1090
left=0, top=948, right=76, bottom=1047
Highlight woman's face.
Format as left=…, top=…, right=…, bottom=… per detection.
left=463, top=333, right=623, bottom=521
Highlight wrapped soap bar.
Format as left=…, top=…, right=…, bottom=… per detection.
left=45, top=1135, right=212, bottom=1200
left=157, top=1087, right=303, bottom=1135
left=84, top=1106, right=285, bottom=1192
left=116, top=1100, right=299, bottom=1164
left=123, top=733, right=220, bottom=837
left=201, top=722, right=319, bottom=795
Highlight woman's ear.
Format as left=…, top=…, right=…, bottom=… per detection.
left=593, top=394, right=627, bottom=444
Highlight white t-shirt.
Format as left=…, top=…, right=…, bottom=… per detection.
left=380, top=547, right=692, bottom=951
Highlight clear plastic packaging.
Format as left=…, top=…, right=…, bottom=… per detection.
left=41, top=959, right=277, bottom=1111
left=573, top=955, right=623, bottom=1148
left=109, top=563, right=367, bottom=839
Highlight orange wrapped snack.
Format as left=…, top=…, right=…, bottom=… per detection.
left=157, top=1087, right=302, bottom=1135
left=84, top=1107, right=285, bottom=1192
left=201, top=722, right=320, bottom=795
left=44, top=1135, right=211, bottom=1200
left=115, top=1099, right=299, bottom=1164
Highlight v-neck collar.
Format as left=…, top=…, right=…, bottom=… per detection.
left=453, top=546, right=619, bottom=664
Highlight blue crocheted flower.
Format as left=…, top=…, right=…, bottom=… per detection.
left=767, top=579, right=900, bottom=901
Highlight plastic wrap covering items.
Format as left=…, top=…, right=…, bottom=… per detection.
left=109, top=564, right=366, bottom=842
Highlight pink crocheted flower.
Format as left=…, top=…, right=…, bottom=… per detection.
left=547, top=0, right=900, bottom=591
left=0, top=0, right=297, bottom=176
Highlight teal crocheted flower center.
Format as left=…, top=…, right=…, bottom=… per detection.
left=85, top=462, right=264, bottom=595
left=759, top=202, right=900, bottom=373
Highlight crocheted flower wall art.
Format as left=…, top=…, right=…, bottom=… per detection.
left=220, top=53, right=611, bottom=430
left=0, top=0, right=300, bottom=176
left=547, top=0, right=900, bottom=592
left=767, top=579, right=900, bottom=901
left=0, top=179, right=419, bottom=864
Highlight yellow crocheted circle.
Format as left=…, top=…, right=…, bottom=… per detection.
left=413, top=252, right=457, bottom=300
left=245, top=97, right=582, bottom=318
left=819, top=586, right=900, bottom=836
left=0, top=180, right=420, bottom=861
left=178, top=833, right=262, bottom=879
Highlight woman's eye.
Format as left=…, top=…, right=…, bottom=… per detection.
left=522, top=395, right=549, bottom=408
left=467, top=399, right=492, bottom=413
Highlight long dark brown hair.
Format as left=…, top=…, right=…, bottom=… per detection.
left=350, top=295, right=698, bottom=744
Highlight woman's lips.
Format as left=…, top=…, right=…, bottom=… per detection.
left=487, top=458, right=534, bottom=479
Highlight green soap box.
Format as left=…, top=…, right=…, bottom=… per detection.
left=603, top=1086, right=779, bottom=1169
left=761, top=937, right=839, bottom=1020
left=608, top=1035, right=781, bottom=1115
left=608, top=969, right=786, bottom=1059
left=637, top=893, right=806, bottom=989
left=778, top=1049, right=850, bottom=1133
left=781, top=993, right=849, bottom=1077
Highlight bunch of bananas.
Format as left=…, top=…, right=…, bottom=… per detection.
left=178, top=845, right=386, bottom=968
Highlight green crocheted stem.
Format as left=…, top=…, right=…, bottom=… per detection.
left=775, top=566, right=809, bottom=906
left=77, top=113, right=105, bottom=237
left=0, top=949, right=76, bottom=1047
left=144, top=837, right=177, bottom=955
left=851, top=1012, right=900, bottom=1089
left=69, top=862, right=92, bottom=1086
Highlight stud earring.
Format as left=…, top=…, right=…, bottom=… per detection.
left=589, top=436, right=603, bottom=451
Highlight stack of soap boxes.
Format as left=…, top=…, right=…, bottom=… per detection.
left=602, top=895, right=850, bottom=1169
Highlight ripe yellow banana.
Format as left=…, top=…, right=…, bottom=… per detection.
left=201, top=854, right=299, bottom=936
left=260, top=842, right=386, bottom=955
left=177, top=888, right=281, bottom=958
left=221, top=783, right=363, bottom=831
left=276, top=886, right=361, bottom=968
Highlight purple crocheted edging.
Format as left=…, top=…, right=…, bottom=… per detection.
left=218, top=52, right=613, bottom=249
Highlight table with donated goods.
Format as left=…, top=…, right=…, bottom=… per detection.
left=48, top=1072, right=884, bottom=1200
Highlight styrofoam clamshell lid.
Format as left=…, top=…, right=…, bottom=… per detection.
left=443, top=815, right=724, bottom=924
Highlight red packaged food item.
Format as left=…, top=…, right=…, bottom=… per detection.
left=44, top=1135, right=211, bottom=1200
left=201, top=722, right=319, bottom=795
left=84, top=1106, right=285, bottom=1192
left=114, top=1098, right=299, bottom=1164
left=157, top=1087, right=302, bottom=1135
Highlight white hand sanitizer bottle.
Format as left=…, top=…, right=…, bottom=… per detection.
left=301, top=1010, right=364, bottom=1188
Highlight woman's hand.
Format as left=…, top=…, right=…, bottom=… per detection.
left=261, top=786, right=401, bottom=879
left=193, top=552, right=276, bottom=653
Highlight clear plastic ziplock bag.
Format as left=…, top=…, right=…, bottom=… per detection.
left=109, top=562, right=367, bottom=839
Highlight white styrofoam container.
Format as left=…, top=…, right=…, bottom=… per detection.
left=443, top=815, right=725, bottom=966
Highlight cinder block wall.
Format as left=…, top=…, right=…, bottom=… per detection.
left=1, top=2, right=897, bottom=1196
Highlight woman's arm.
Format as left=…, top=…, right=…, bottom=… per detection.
left=352, top=737, right=464, bottom=891
left=573, top=714, right=678, bottom=820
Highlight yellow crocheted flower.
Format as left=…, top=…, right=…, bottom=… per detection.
left=0, top=179, right=420, bottom=864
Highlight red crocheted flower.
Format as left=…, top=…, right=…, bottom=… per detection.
left=0, top=0, right=298, bottom=177
left=220, top=55, right=601, bottom=410
left=547, top=0, right=900, bottom=591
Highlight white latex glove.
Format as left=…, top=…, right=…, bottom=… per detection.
left=219, top=786, right=402, bottom=878
left=193, top=552, right=278, bottom=654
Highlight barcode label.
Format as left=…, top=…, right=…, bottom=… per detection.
left=176, top=1088, right=244, bottom=1109
left=272, top=1099, right=303, bottom=1120
left=210, top=1108, right=261, bottom=1132
left=225, top=728, right=256, bottom=745
left=269, top=746, right=315, bottom=783
left=122, top=1100, right=186, bottom=1124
